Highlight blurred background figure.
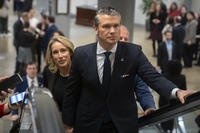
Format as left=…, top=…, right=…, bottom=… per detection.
left=157, top=30, right=179, bottom=73
left=159, top=60, right=187, bottom=133
left=42, top=16, right=58, bottom=57
left=0, top=0, right=10, bottom=34
left=150, top=3, right=166, bottom=57
left=183, top=11, right=197, bottom=68
left=11, top=62, right=43, bottom=120
left=13, top=12, right=29, bottom=74
left=172, top=16, right=185, bottom=61
left=168, top=2, right=180, bottom=17
left=17, top=21, right=37, bottom=75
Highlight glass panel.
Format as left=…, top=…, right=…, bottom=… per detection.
left=139, top=110, right=200, bottom=133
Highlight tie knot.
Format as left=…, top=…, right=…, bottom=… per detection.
left=104, top=52, right=112, bottom=58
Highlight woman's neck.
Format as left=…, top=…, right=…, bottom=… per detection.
left=59, top=66, right=70, bottom=77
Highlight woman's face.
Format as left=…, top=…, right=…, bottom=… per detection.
left=155, top=4, right=161, bottom=12
left=51, top=41, right=71, bottom=69
left=171, top=3, right=177, bottom=11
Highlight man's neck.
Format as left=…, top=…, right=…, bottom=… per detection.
left=99, top=41, right=116, bottom=51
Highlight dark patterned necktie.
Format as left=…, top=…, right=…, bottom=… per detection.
left=102, top=52, right=112, bottom=96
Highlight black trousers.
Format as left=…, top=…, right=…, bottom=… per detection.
left=183, top=44, right=194, bottom=67
left=99, top=122, right=118, bottom=133
left=0, top=17, right=8, bottom=33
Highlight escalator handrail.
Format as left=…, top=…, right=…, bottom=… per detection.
left=139, top=91, right=200, bottom=128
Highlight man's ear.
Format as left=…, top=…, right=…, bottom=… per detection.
left=93, top=25, right=98, bottom=35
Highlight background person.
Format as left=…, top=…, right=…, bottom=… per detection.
left=0, top=77, right=19, bottom=117
left=119, top=25, right=156, bottom=115
left=159, top=60, right=187, bottom=133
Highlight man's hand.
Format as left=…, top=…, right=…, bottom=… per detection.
left=64, top=125, right=73, bottom=133
left=144, top=108, right=156, bottom=116
left=176, top=89, right=195, bottom=104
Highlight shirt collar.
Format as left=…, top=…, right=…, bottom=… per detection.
left=26, top=75, right=37, bottom=83
left=96, top=42, right=117, bottom=55
left=165, top=40, right=172, bottom=44
left=20, top=17, right=25, bottom=24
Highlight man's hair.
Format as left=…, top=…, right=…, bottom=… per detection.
left=48, top=16, right=55, bottom=23
left=26, top=62, right=37, bottom=68
left=24, top=21, right=30, bottom=29
left=164, top=30, right=172, bottom=35
left=94, top=7, right=121, bottom=26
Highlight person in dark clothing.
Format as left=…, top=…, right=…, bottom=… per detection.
left=159, top=60, right=187, bottom=133
left=157, top=30, right=179, bottom=73
left=35, top=14, right=48, bottom=72
left=172, top=16, right=185, bottom=61
left=17, top=21, right=36, bottom=75
left=183, top=11, right=197, bottom=68
left=42, top=16, right=58, bottom=57
left=150, top=3, right=166, bottom=56
left=22, top=0, right=33, bottom=12
left=43, top=35, right=74, bottom=112
left=13, top=12, right=29, bottom=74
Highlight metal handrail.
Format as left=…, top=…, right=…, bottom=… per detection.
left=139, top=91, right=200, bottom=128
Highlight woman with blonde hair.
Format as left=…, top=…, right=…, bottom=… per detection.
left=43, top=35, right=74, bottom=112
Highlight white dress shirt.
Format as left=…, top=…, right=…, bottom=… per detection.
left=96, top=42, right=117, bottom=83
left=26, top=75, right=39, bottom=88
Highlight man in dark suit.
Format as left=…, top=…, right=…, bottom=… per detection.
left=11, top=62, right=43, bottom=120
left=62, top=7, right=193, bottom=133
left=15, top=62, right=43, bottom=93
left=172, top=16, right=185, bottom=61
left=119, top=25, right=155, bottom=114
left=157, top=30, right=179, bottom=73
left=42, top=16, right=58, bottom=56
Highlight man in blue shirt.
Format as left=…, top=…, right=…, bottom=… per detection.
left=157, top=30, right=179, bottom=73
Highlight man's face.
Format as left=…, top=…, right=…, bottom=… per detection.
left=165, top=32, right=172, bottom=40
left=26, top=64, right=37, bottom=79
left=95, top=15, right=120, bottom=46
left=119, top=26, right=129, bottom=42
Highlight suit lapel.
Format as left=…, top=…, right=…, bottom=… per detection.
left=164, top=42, right=169, bottom=59
left=24, top=77, right=28, bottom=90
left=91, top=44, right=101, bottom=87
left=172, top=42, right=176, bottom=59
left=108, top=43, right=126, bottom=97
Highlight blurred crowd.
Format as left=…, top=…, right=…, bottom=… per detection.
left=146, top=0, right=200, bottom=70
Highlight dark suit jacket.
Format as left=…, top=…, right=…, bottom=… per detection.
left=62, top=42, right=177, bottom=133
left=42, top=24, right=58, bottom=52
left=157, top=41, right=179, bottom=72
left=15, top=75, right=43, bottom=93
left=12, top=75, right=43, bottom=115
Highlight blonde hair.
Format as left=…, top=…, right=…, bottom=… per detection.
left=46, top=35, right=74, bottom=73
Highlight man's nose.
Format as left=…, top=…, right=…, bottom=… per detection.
left=110, top=26, right=116, bottom=33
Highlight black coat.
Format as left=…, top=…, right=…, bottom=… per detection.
left=173, top=24, right=185, bottom=57
left=13, top=19, right=23, bottom=48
